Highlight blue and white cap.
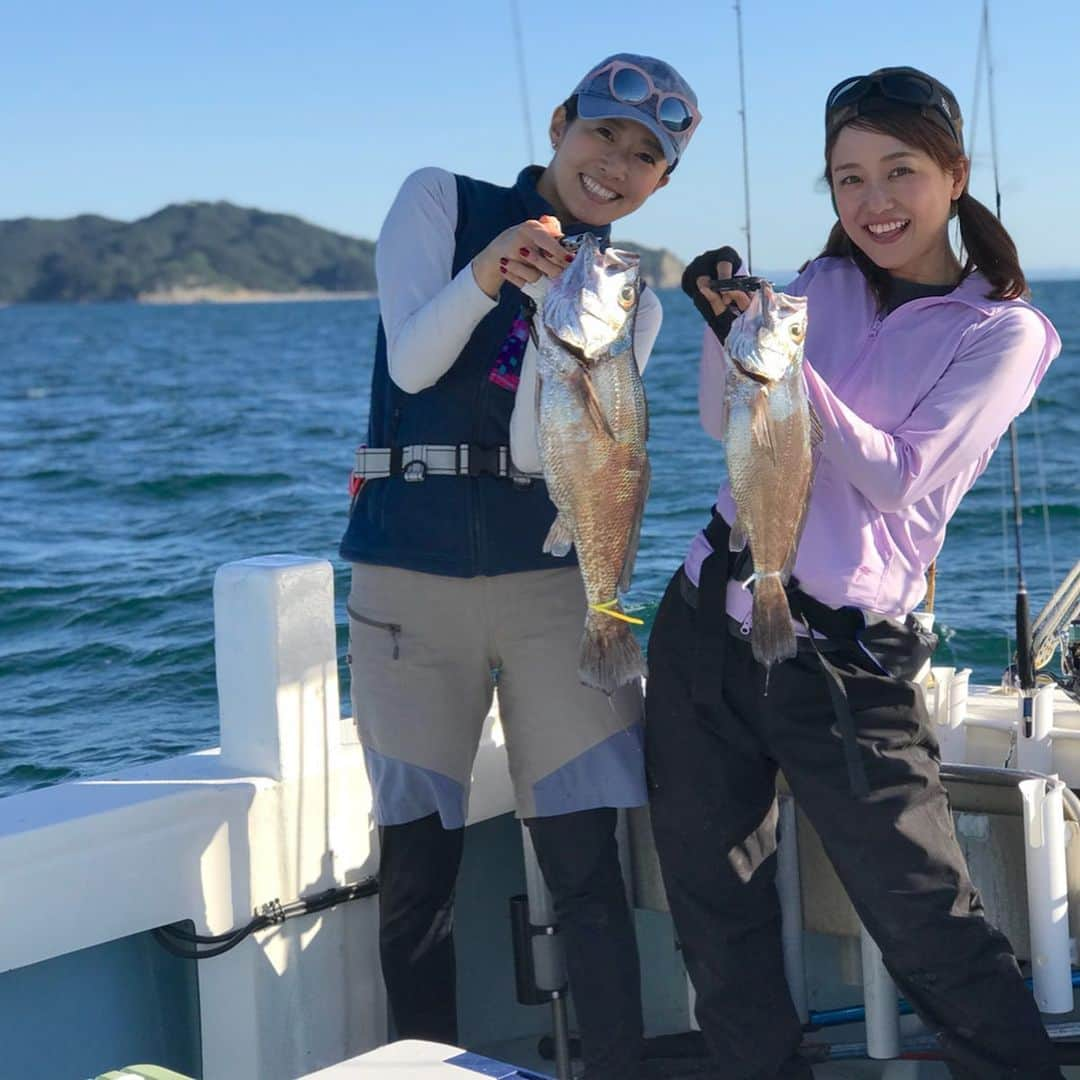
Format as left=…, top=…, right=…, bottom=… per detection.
left=570, top=52, right=700, bottom=169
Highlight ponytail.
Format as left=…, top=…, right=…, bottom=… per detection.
left=955, top=192, right=1028, bottom=300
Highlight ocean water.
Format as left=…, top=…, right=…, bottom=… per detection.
left=1, top=285, right=1077, bottom=799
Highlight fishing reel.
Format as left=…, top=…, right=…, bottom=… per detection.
left=1061, top=619, right=1080, bottom=700
left=705, top=274, right=771, bottom=294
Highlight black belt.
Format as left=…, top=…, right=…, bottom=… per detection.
left=692, top=509, right=937, bottom=797
left=679, top=570, right=845, bottom=654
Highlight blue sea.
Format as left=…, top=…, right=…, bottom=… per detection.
left=1, top=286, right=1077, bottom=799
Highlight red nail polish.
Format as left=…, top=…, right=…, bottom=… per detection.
left=565, top=254, right=574, bottom=263
left=519, top=247, right=531, bottom=258
left=499, top=265, right=507, bottom=274
left=499, top=257, right=508, bottom=265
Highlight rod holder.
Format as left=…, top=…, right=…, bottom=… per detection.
left=929, top=666, right=969, bottom=764
left=1016, top=683, right=1056, bottom=775
left=860, top=923, right=900, bottom=1059
left=1020, top=776, right=1074, bottom=1013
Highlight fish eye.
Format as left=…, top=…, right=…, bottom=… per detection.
left=789, top=324, right=805, bottom=342
left=618, top=284, right=636, bottom=310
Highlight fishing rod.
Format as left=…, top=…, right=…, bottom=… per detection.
left=733, top=0, right=753, bottom=273
left=975, top=0, right=1035, bottom=730
left=509, top=0, right=536, bottom=163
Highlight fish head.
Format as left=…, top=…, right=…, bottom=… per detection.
left=725, top=283, right=808, bottom=382
left=542, top=233, right=641, bottom=362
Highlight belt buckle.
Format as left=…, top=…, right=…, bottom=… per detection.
left=402, top=459, right=427, bottom=483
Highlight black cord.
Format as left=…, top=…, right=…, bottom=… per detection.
left=154, top=878, right=379, bottom=961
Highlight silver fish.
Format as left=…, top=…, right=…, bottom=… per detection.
left=534, top=233, right=649, bottom=694
left=723, top=282, right=818, bottom=671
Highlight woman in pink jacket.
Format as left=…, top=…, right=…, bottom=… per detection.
left=646, top=67, right=1063, bottom=1078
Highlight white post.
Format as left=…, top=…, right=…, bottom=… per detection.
left=199, top=556, right=379, bottom=1079
left=1020, top=776, right=1074, bottom=1013
left=214, top=555, right=341, bottom=779
left=860, top=923, right=899, bottom=1059
left=520, top=824, right=572, bottom=1080
left=1016, top=683, right=1056, bottom=775
left=777, top=796, right=808, bottom=1023
left=930, top=666, right=968, bottom=764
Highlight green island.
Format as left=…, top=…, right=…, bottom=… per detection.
left=0, top=201, right=684, bottom=303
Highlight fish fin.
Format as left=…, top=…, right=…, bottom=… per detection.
left=751, top=573, right=798, bottom=670
left=618, top=459, right=650, bottom=594
left=570, top=366, right=616, bottom=441
left=579, top=614, right=647, bottom=694
left=729, top=518, right=749, bottom=553
left=809, top=402, right=824, bottom=449
left=543, top=513, right=574, bottom=558
left=750, top=389, right=777, bottom=463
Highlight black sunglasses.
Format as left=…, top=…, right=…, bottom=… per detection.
left=825, top=73, right=960, bottom=145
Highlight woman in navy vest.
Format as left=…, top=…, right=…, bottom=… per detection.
left=340, top=53, right=700, bottom=1079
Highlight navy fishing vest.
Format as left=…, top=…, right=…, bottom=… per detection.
left=339, top=166, right=610, bottom=577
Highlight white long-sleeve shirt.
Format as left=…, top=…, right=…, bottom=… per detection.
left=375, top=167, right=663, bottom=474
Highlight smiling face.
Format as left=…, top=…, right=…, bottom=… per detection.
left=537, top=107, right=671, bottom=228
left=829, top=124, right=967, bottom=283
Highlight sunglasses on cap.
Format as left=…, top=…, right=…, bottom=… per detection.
left=825, top=72, right=961, bottom=145
left=583, top=59, right=701, bottom=136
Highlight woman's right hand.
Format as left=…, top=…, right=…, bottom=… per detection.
left=472, top=215, right=571, bottom=298
left=680, top=246, right=751, bottom=344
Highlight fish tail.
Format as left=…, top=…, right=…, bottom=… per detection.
left=751, top=574, right=797, bottom=669
left=578, top=612, right=646, bottom=695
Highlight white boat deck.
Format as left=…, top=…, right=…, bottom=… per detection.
left=2, top=555, right=1078, bottom=1079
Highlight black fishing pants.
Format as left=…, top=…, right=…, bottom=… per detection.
left=378, top=806, right=644, bottom=1079
left=645, top=570, right=1063, bottom=1080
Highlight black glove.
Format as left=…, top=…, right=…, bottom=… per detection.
left=680, top=246, right=743, bottom=345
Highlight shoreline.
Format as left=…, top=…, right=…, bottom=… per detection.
left=137, top=286, right=375, bottom=305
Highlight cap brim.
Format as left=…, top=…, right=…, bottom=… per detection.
left=575, top=92, right=679, bottom=166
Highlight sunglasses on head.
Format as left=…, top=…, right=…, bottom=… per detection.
left=825, top=72, right=960, bottom=145
left=583, top=60, right=701, bottom=137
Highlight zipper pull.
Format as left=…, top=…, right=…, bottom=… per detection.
left=522, top=296, right=539, bottom=348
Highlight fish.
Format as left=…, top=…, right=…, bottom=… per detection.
left=533, top=232, right=650, bottom=694
left=722, top=282, right=819, bottom=671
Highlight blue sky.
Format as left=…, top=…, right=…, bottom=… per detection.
left=3, top=0, right=1077, bottom=274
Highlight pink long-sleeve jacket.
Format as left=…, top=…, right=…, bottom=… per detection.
left=684, top=256, right=1062, bottom=623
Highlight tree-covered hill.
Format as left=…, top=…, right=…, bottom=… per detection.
left=0, top=202, right=376, bottom=302
left=0, top=201, right=684, bottom=302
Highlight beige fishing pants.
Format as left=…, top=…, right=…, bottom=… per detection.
left=347, top=562, right=645, bottom=824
